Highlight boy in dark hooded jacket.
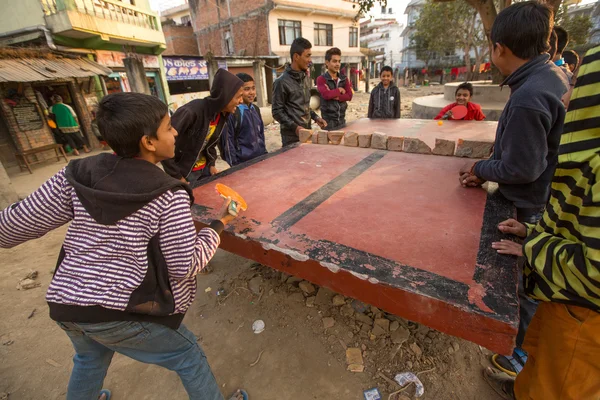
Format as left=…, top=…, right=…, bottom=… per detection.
left=162, top=69, right=244, bottom=184
left=368, top=66, right=401, bottom=119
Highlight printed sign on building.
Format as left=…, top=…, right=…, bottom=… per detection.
left=96, top=51, right=160, bottom=69
left=163, top=57, right=209, bottom=81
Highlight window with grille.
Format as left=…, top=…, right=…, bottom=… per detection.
left=349, top=27, right=358, bottom=47
left=314, top=23, right=333, bottom=46
left=181, top=15, right=191, bottom=25
left=278, top=20, right=302, bottom=45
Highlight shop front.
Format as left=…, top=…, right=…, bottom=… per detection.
left=163, top=56, right=210, bottom=109
left=0, top=49, right=111, bottom=170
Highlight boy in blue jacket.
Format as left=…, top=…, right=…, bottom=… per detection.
left=224, top=73, right=267, bottom=166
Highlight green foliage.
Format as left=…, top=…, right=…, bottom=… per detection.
left=410, top=0, right=488, bottom=68
left=352, top=0, right=387, bottom=21
left=556, top=4, right=593, bottom=47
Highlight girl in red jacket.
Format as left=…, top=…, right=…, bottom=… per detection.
left=434, top=82, right=486, bottom=121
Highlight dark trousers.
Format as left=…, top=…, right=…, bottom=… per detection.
left=515, top=207, right=544, bottom=348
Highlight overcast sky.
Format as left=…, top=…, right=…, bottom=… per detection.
left=149, top=0, right=412, bottom=24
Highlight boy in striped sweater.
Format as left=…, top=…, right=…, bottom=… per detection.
left=0, top=93, right=247, bottom=400
left=485, top=45, right=600, bottom=400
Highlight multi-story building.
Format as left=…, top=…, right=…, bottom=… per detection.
left=400, top=0, right=426, bottom=72
left=360, top=18, right=404, bottom=76
left=188, top=0, right=363, bottom=86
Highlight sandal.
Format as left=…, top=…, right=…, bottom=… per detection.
left=228, top=389, right=248, bottom=400
left=98, top=389, right=111, bottom=400
left=483, top=367, right=515, bottom=400
left=491, top=347, right=528, bottom=377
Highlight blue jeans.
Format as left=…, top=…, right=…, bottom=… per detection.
left=57, top=321, right=223, bottom=400
left=515, top=207, right=544, bottom=348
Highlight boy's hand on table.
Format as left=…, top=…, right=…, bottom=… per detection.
left=498, top=219, right=527, bottom=238
left=460, top=173, right=485, bottom=187
left=492, top=239, right=523, bottom=256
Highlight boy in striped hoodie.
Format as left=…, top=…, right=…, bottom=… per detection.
left=485, top=45, right=600, bottom=400
left=0, top=93, right=247, bottom=400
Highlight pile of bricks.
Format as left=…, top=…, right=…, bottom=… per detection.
left=298, top=129, right=494, bottom=159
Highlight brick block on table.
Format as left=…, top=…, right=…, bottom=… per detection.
left=311, top=132, right=319, bottom=144
left=371, top=132, right=388, bottom=150
left=358, top=133, right=372, bottom=148
left=298, top=129, right=312, bottom=143
left=328, top=131, right=344, bottom=145
left=455, top=139, right=493, bottom=158
left=317, top=130, right=329, bottom=144
left=387, top=136, right=404, bottom=152
left=403, top=137, right=432, bottom=154
left=343, top=132, right=358, bottom=147
left=432, top=138, right=456, bottom=156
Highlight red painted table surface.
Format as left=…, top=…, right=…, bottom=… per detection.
left=192, top=143, right=518, bottom=354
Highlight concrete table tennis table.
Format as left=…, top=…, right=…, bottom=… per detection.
left=191, top=119, right=519, bottom=355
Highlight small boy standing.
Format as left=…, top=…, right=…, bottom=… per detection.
left=316, top=47, right=353, bottom=130
left=458, top=1, right=569, bottom=379
left=368, top=66, right=401, bottom=119
left=224, top=73, right=267, bottom=166
left=0, top=93, right=247, bottom=400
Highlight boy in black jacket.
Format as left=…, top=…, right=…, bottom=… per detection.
left=162, top=69, right=244, bottom=184
left=368, top=66, right=400, bottom=119
left=458, top=1, right=569, bottom=380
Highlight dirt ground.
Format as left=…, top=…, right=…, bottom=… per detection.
left=1, top=86, right=503, bottom=400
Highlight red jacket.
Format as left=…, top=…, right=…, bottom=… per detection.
left=434, top=102, right=486, bottom=121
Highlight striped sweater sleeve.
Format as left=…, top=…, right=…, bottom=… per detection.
left=158, top=190, right=221, bottom=280
left=0, top=168, right=73, bottom=248
left=522, top=46, right=600, bottom=311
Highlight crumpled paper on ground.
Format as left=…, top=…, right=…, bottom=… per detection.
left=394, top=372, right=425, bottom=397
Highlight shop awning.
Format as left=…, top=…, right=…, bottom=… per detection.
left=0, top=56, right=112, bottom=83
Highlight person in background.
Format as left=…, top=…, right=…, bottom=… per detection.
left=316, top=47, right=353, bottom=131
left=562, top=49, right=579, bottom=73
left=552, top=26, right=573, bottom=80
left=224, top=73, right=267, bottom=166
left=272, top=37, right=327, bottom=147
left=457, top=1, right=569, bottom=379
left=434, top=82, right=486, bottom=121
left=50, top=95, right=90, bottom=156
left=368, top=66, right=401, bottom=119
left=484, top=44, right=600, bottom=400
left=162, top=69, right=244, bottom=185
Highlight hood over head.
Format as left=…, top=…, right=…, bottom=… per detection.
left=65, top=154, right=193, bottom=225
left=205, top=69, right=244, bottom=115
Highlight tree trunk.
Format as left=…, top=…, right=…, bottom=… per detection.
left=465, top=0, right=504, bottom=82
left=544, top=0, right=562, bottom=16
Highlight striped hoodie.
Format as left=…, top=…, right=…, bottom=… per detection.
left=0, top=154, right=223, bottom=328
left=523, top=46, right=600, bottom=312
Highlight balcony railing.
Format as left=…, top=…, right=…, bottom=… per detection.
left=40, top=0, right=160, bottom=31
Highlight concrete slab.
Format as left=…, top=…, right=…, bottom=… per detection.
left=191, top=143, right=519, bottom=355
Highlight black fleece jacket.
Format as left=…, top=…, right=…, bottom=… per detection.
left=473, top=54, right=569, bottom=209
left=162, top=69, right=243, bottom=180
